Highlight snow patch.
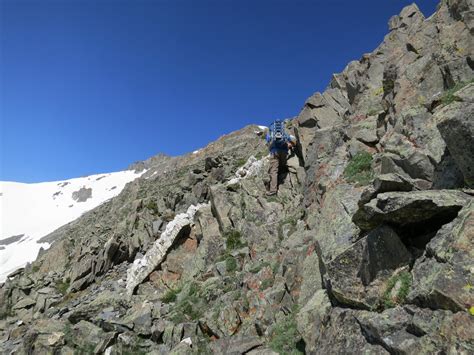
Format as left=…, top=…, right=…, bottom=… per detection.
left=0, top=169, right=146, bottom=282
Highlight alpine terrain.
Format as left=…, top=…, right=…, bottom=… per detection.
left=0, top=170, right=146, bottom=282
left=1, top=1, right=473, bottom=354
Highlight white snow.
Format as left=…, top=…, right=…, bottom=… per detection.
left=192, top=150, right=200, bottom=154
left=257, top=125, right=267, bottom=130
left=0, top=169, right=145, bottom=282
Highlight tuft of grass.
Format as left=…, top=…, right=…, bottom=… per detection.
left=440, top=80, right=473, bottom=106
left=55, top=278, right=70, bottom=295
left=235, top=157, right=248, bottom=168
left=223, top=229, right=245, bottom=251
left=382, top=271, right=412, bottom=309
left=161, top=286, right=181, bottom=303
left=31, top=264, right=40, bottom=273
left=269, top=311, right=304, bottom=354
left=146, top=199, right=159, bottom=215
left=259, top=279, right=273, bottom=291
left=225, top=256, right=238, bottom=273
left=344, top=151, right=374, bottom=186
left=169, top=282, right=204, bottom=323
left=249, top=261, right=270, bottom=274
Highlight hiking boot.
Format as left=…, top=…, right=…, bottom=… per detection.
left=266, top=191, right=277, bottom=196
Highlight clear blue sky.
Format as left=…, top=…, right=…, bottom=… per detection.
left=1, top=0, right=439, bottom=183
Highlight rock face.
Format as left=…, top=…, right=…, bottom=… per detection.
left=1, top=1, right=474, bottom=354
left=126, top=203, right=209, bottom=296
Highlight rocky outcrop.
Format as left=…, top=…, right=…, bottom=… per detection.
left=126, top=203, right=209, bottom=296
left=1, top=1, right=473, bottom=354
left=436, top=84, right=474, bottom=186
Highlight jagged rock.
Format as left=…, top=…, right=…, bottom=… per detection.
left=296, top=290, right=332, bottom=353
left=408, top=201, right=474, bottom=312
left=12, top=297, right=36, bottom=310
left=298, top=248, right=323, bottom=306
left=435, top=85, right=474, bottom=187
left=126, top=203, right=209, bottom=295
left=380, top=132, right=435, bottom=182
left=353, top=190, right=470, bottom=231
left=312, top=184, right=362, bottom=261
left=121, top=300, right=153, bottom=336
left=311, top=308, right=389, bottom=354
left=70, top=320, right=115, bottom=353
left=325, top=225, right=411, bottom=309
left=210, top=336, right=264, bottom=354
left=355, top=306, right=474, bottom=354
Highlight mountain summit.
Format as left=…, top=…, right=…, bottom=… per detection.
left=1, top=1, right=473, bottom=353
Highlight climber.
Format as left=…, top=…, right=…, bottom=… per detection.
left=265, top=119, right=296, bottom=196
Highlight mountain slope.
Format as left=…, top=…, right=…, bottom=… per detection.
left=0, top=170, right=145, bottom=281
left=1, top=1, right=473, bottom=354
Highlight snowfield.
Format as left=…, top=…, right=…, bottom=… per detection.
left=0, top=169, right=145, bottom=282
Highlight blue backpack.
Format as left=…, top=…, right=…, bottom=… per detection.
left=268, top=120, right=289, bottom=150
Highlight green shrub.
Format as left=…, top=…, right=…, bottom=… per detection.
left=440, top=79, right=473, bottom=106
left=269, top=312, right=304, bottom=354
left=55, top=278, right=70, bottom=295
left=224, top=229, right=245, bottom=251
left=259, top=279, right=273, bottom=291
left=161, top=286, right=181, bottom=303
left=235, top=157, right=248, bottom=168
left=382, top=271, right=412, bottom=309
left=226, top=256, right=238, bottom=273
left=344, top=151, right=374, bottom=186
left=168, top=282, right=205, bottom=323
left=146, top=199, right=159, bottom=215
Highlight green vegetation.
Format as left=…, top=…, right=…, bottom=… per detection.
left=249, top=261, right=271, bottom=274
left=225, top=256, right=238, bottom=273
left=382, top=271, right=412, bottom=309
left=146, top=199, right=159, bottom=215
left=235, top=157, right=248, bottom=168
left=343, top=151, right=374, bottom=186
left=440, top=79, right=473, bottom=106
left=55, top=278, right=71, bottom=295
left=161, top=285, right=182, bottom=303
left=278, top=216, right=298, bottom=241
left=269, top=310, right=304, bottom=354
left=255, top=148, right=268, bottom=160
left=31, top=264, right=40, bottom=273
left=223, top=228, right=245, bottom=251
left=259, top=278, right=273, bottom=291
left=168, top=282, right=205, bottom=323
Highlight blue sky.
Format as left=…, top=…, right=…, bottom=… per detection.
left=1, top=0, right=439, bottom=183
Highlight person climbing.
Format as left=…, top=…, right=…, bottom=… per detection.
left=265, top=119, right=296, bottom=196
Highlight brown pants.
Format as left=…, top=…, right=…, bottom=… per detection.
left=269, top=151, right=288, bottom=193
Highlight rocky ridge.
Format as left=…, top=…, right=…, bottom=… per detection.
left=1, top=1, right=473, bottom=354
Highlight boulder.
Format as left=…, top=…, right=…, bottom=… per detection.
left=209, top=335, right=264, bottom=355
left=353, top=190, right=470, bottom=231
left=325, top=225, right=411, bottom=309
left=355, top=305, right=474, bottom=354
left=310, top=308, right=389, bottom=354
left=435, top=85, right=474, bottom=187
left=408, top=201, right=474, bottom=312
left=312, top=184, right=362, bottom=261
left=296, top=290, right=332, bottom=353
